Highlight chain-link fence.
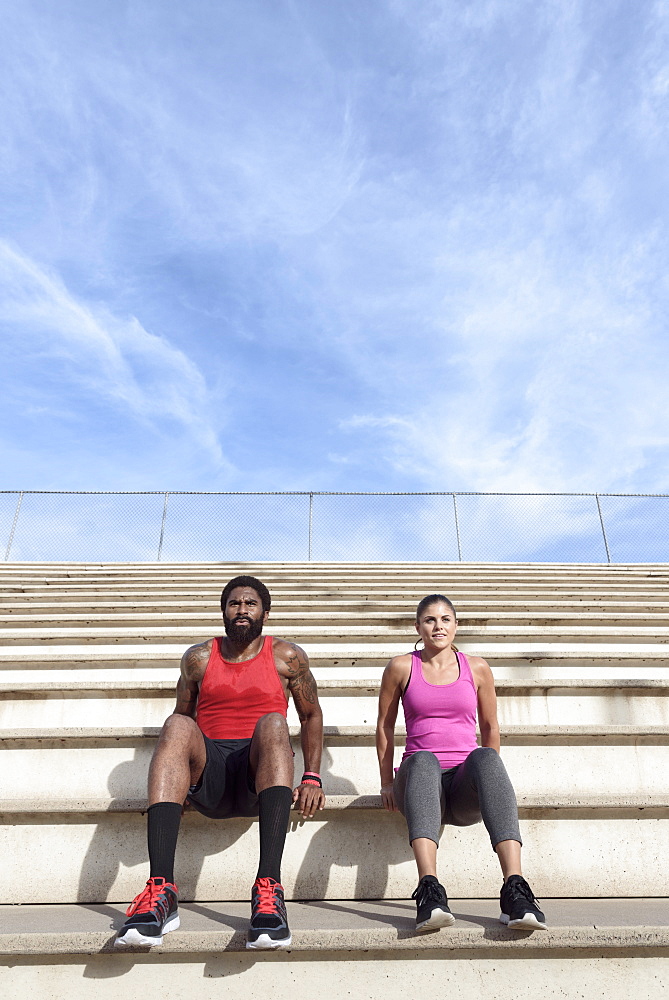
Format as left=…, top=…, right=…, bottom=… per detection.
left=1, top=491, right=668, bottom=563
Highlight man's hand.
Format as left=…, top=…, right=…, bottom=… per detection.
left=380, top=783, right=397, bottom=812
left=292, top=782, right=326, bottom=819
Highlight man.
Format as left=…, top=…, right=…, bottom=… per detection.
left=115, top=574, right=325, bottom=950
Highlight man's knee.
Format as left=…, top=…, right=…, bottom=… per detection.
left=158, top=713, right=200, bottom=749
left=253, top=712, right=290, bottom=744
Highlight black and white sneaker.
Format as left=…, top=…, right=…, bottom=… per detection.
left=115, top=877, right=180, bottom=947
left=499, top=875, right=547, bottom=930
left=246, top=877, right=292, bottom=949
left=411, top=875, right=455, bottom=933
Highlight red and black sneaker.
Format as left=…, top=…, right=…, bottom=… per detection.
left=246, top=876, right=292, bottom=949
left=115, top=877, right=180, bottom=948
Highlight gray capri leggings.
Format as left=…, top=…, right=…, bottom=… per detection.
left=393, top=746, right=522, bottom=849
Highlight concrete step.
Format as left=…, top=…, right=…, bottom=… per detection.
left=4, top=673, right=668, bottom=691
left=2, top=676, right=668, bottom=728
left=2, top=723, right=667, bottom=741
left=6, top=591, right=669, bottom=608
left=4, top=578, right=669, bottom=592
left=2, top=731, right=667, bottom=799
left=5, top=624, right=669, bottom=646
left=3, top=672, right=669, bottom=689
left=4, top=792, right=668, bottom=813
left=8, top=610, right=669, bottom=627
left=2, top=641, right=669, bottom=675
left=6, top=588, right=669, bottom=604
left=1, top=897, right=666, bottom=953
left=0, top=802, right=666, bottom=902
left=1, top=901, right=667, bottom=1000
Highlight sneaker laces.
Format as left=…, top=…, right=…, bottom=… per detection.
left=253, top=877, right=282, bottom=914
left=505, top=877, right=541, bottom=909
left=412, top=878, right=445, bottom=908
left=126, top=878, right=174, bottom=918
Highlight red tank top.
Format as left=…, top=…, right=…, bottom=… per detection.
left=195, top=635, right=288, bottom=739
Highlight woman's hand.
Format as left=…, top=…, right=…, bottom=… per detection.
left=380, top=783, right=397, bottom=811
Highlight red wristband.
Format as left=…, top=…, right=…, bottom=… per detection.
left=301, top=772, right=322, bottom=787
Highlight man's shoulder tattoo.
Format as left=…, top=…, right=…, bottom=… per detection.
left=275, top=639, right=307, bottom=677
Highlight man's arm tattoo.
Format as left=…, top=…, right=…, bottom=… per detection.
left=290, top=668, right=318, bottom=706
left=284, top=643, right=319, bottom=714
left=174, top=682, right=197, bottom=715
left=174, top=645, right=206, bottom=716
left=283, top=644, right=302, bottom=677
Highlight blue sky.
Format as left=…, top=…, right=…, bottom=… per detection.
left=2, top=0, right=669, bottom=495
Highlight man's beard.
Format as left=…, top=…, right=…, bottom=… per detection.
left=223, top=615, right=264, bottom=644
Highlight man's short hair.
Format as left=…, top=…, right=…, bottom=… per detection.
left=220, top=575, right=271, bottom=614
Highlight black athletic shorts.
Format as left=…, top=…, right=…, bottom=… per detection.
left=186, top=735, right=259, bottom=819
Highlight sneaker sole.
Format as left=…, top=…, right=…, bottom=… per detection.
left=416, top=908, right=456, bottom=933
left=246, top=932, right=292, bottom=950
left=499, top=912, right=547, bottom=930
left=114, top=913, right=180, bottom=948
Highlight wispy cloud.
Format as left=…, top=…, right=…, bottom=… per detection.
left=0, top=241, right=225, bottom=463
left=0, top=3, right=364, bottom=254
left=340, top=415, right=413, bottom=431
left=339, top=219, right=669, bottom=492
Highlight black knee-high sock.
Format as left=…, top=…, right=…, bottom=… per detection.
left=256, top=786, right=292, bottom=883
left=148, top=802, right=182, bottom=885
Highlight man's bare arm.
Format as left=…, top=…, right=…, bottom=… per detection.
left=280, top=641, right=325, bottom=817
left=283, top=642, right=323, bottom=771
left=173, top=642, right=210, bottom=717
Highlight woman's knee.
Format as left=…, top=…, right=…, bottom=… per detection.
left=401, top=752, right=442, bottom=804
left=468, top=746, right=505, bottom=775
left=405, top=750, right=442, bottom=775
left=466, top=747, right=517, bottom=798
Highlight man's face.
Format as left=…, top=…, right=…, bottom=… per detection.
left=223, top=586, right=267, bottom=644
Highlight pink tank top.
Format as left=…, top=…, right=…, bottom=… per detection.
left=401, top=649, right=478, bottom=768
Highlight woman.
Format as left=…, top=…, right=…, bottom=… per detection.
left=376, top=593, right=546, bottom=933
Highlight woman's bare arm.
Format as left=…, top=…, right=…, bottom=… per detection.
left=472, top=657, right=501, bottom=753
left=376, top=655, right=410, bottom=810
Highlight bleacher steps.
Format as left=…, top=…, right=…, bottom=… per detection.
left=0, top=562, right=667, bottom=995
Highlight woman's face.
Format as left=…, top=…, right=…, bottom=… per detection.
left=415, top=601, right=458, bottom=649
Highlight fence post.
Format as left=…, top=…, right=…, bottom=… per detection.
left=452, top=494, right=462, bottom=562
left=308, top=493, right=313, bottom=562
left=4, top=491, right=24, bottom=562
left=595, top=494, right=611, bottom=564
left=157, top=492, right=169, bottom=562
